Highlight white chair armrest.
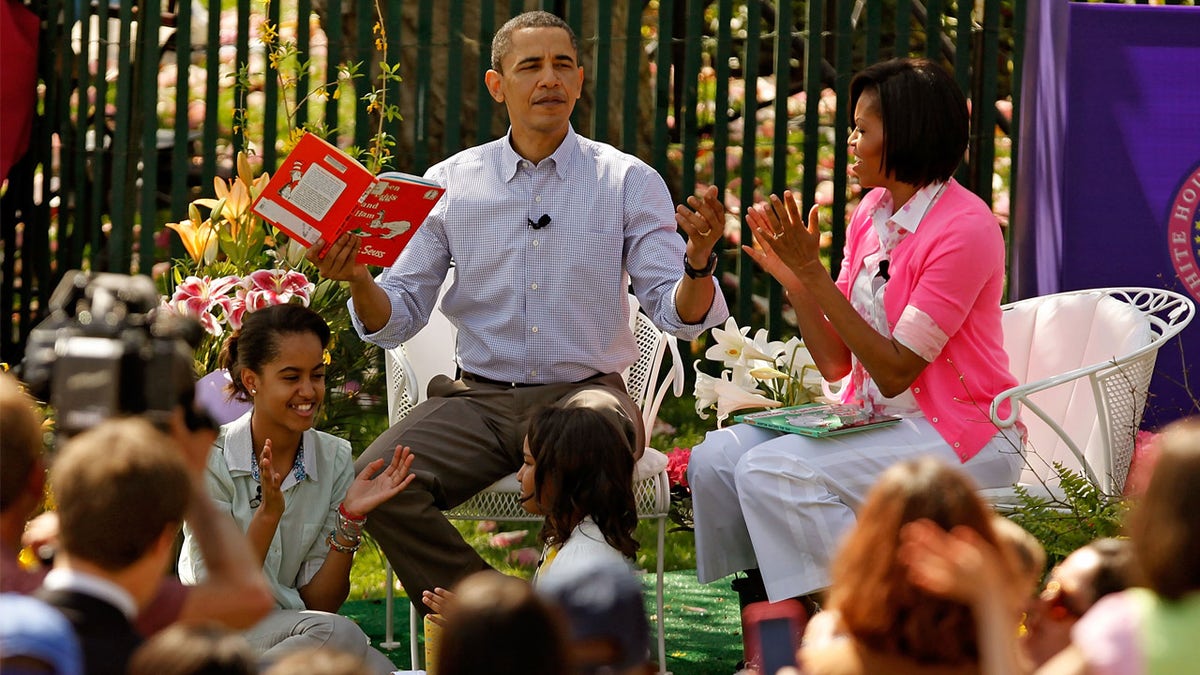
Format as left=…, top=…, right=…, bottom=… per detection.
left=667, top=335, right=684, bottom=398
left=635, top=447, right=669, bottom=483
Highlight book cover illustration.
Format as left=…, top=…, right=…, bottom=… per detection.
left=735, top=403, right=901, bottom=438
left=252, top=132, right=445, bottom=267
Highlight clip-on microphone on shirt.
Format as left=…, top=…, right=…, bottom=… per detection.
left=528, top=214, right=551, bottom=230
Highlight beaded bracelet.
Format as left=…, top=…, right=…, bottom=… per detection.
left=326, top=529, right=361, bottom=554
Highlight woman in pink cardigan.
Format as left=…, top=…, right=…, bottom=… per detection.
left=688, top=58, right=1024, bottom=611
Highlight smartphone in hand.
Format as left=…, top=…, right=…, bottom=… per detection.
left=742, top=599, right=808, bottom=674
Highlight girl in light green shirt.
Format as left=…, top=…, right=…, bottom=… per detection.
left=180, top=304, right=415, bottom=673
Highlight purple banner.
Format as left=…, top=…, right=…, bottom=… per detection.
left=1060, top=3, right=1200, bottom=426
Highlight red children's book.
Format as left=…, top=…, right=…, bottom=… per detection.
left=251, top=132, right=445, bottom=267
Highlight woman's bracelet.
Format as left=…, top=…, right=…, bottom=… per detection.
left=336, top=509, right=365, bottom=539
left=338, top=503, right=366, bottom=522
left=326, top=529, right=361, bottom=554
left=335, top=519, right=364, bottom=542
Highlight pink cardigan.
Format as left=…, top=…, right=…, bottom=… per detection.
left=834, top=180, right=1016, bottom=461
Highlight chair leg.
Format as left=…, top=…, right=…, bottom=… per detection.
left=410, top=603, right=421, bottom=669
left=380, top=562, right=401, bottom=649
left=656, top=516, right=667, bottom=675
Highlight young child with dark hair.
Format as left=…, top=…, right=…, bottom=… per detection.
left=422, top=396, right=641, bottom=618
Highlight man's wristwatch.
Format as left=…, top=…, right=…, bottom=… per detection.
left=684, top=251, right=718, bottom=279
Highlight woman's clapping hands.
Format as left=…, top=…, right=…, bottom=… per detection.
left=743, top=190, right=825, bottom=286
left=341, top=446, right=416, bottom=518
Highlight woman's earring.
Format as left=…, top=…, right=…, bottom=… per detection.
left=250, top=388, right=257, bottom=396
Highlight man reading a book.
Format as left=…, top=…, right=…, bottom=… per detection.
left=307, top=10, right=728, bottom=610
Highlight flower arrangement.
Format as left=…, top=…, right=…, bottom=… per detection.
left=693, top=317, right=825, bottom=424
left=163, top=269, right=314, bottom=336
left=157, top=152, right=388, bottom=450
left=665, top=446, right=694, bottom=532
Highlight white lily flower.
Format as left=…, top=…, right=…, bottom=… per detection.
left=747, top=328, right=787, bottom=363
left=698, top=320, right=831, bottom=423
left=782, top=339, right=824, bottom=388
left=704, top=317, right=753, bottom=367
left=729, top=363, right=761, bottom=389
left=692, top=360, right=720, bottom=420
left=280, top=236, right=309, bottom=268
left=713, top=377, right=782, bottom=424
left=748, top=365, right=789, bottom=380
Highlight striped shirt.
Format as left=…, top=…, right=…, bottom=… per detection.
left=350, top=126, right=728, bottom=383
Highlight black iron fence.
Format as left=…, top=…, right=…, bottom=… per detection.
left=4, top=0, right=1185, bottom=363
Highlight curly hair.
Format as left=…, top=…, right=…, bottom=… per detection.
left=526, top=405, right=639, bottom=559
left=829, top=457, right=1001, bottom=666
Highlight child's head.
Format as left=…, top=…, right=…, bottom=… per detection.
left=520, top=401, right=639, bottom=558
left=830, top=457, right=999, bottom=665
left=1128, top=417, right=1200, bottom=600
left=991, top=516, right=1046, bottom=600
left=437, top=571, right=569, bottom=675
left=264, top=649, right=370, bottom=675
left=538, top=558, right=654, bottom=675
left=1022, top=537, right=1135, bottom=667
left=220, top=304, right=330, bottom=430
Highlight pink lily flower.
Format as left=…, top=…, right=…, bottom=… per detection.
left=170, top=275, right=241, bottom=336
left=243, top=269, right=314, bottom=307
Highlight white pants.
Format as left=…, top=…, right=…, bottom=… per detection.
left=688, top=418, right=1023, bottom=601
left=245, top=609, right=396, bottom=674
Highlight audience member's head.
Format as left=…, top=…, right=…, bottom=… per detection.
left=0, top=372, right=46, bottom=531
left=521, top=402, right=639, bottom=558
left=1127, top=417, right=1200, bottom=600
left=262, top=648, right=370, bottom=675
left=992, top=516, right=1046, bottom=601
left=437, top=571, right=569, bottom=675
left=51, top=417, right=191, bottom=606
left=0, top=592, right=83, bottom=675
left=538, top=557, right=654, bottom=675
left=828, top=457, right=1002, bottom=666
left=1022, top=537, right=1134, bottom=667
left=128, top=623, right=256, bottom=675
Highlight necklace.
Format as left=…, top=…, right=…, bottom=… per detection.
left=249, top=437, right=308, bottom=509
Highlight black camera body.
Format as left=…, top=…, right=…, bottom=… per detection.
left=21, top=270, right=203, bottom=438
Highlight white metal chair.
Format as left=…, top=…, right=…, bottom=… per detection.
left=982, top=287, right=1194, bottom=508
left=379, top=288, right=681, bottom=674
